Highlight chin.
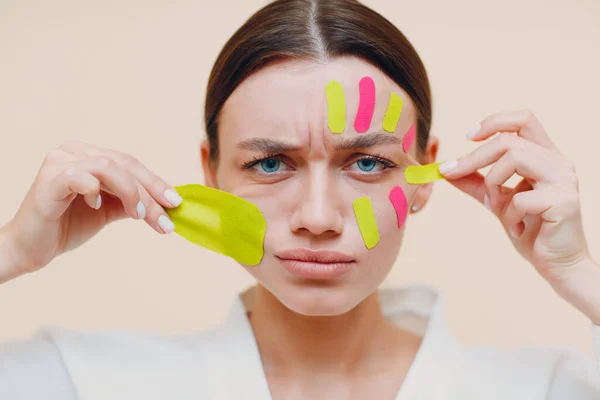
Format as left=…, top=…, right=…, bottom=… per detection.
left=268, top=280, right=372, bottom=316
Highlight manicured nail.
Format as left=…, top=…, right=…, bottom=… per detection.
left=136, top=200, right=146, bottom=220
left=438, top=159, right=458, bottom=175
left=158, top=215, right=175, bottom=233
left=164, top=188, right=182, bottom=207
left=483, top=194, right=491, bottom=211
left=467, top=123, right=481, bottom=140
left=95, top=194, right=102, bottom=209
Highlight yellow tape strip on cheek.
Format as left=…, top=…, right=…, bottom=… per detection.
left=382, top=92, right=403, bottom=133
left=165, top=184, right=266, bottom=266
left=326, top=80, right=346, bottom=134
left=352, top=197, right=380, bottom=249
left=404, top=162, right=445, bottom=184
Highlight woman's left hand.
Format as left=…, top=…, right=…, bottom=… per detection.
left=438, top=110, right=600, bottom=323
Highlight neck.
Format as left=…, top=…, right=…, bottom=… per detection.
left=248, top=284, right=398, bottom=375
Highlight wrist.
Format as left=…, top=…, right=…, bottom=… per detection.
left=0, top=221, right=27, bottom=284
left=550, top=256, right=600, bottom=325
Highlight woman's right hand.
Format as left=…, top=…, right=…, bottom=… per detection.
left=1, top=140, right=183, bottom=282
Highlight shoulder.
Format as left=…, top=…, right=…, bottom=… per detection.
left=453, top=344, right=600, bottom=399
left=1, top=325, right=228, bottom=400
left=0, top=329, right=78, bottom=399
left=36, top=323, right=224, bottom=371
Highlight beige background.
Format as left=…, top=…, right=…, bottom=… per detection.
left=1, top=0, right=599, bottom=357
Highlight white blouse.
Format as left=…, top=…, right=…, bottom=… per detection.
left=1, top=284, right=599, bottom=399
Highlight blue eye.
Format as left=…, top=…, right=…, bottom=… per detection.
left=243, top=155, right=293, bottom=175
left=259, top=158, right=281, bottom=173
left=347, top=156, right=395, bottom=174
left=357, top=158, right=377, bottom=172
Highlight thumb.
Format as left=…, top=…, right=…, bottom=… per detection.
left=444, top=172, right=487, bottom=205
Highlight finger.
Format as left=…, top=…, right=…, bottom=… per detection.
left=42, top=148, right=78, bottom=166
left=504, top=186, right=581, bottom=233
left=512, top=177, right=534, bottom=195
left=446, top=171, right=515, bottom=215
left=440, top=133, right=561, bottom=181
left=43, top=145, right=176, bottom=233
left=44, top=168, right=101, bottom=220
left=445, top=171, right=487, bottom=204
left=142, top=192, right=175, bottom=234
left=502, top=178, right=534, bottom=218
left=72, top=156, right=143, bottom=220
left=118, top=153, right=182, bottom=208
left=97, top=178, right=174, bottom=233
left=59, top=140, right=181, bottom=208
left=57, top=142, right=177, bottom=233
left=483, top=147, right=561, bottom=211
left=469, top=110, right=555, bottom=149
left=134, top=181, right=175, bottom=234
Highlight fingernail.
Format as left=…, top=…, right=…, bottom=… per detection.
left=483, top=194, right=491, bottom=211
left=438, top=159, right=458, bottom=175
left=164, top=188, right=182, bottom=207
left=509, top=226, right=520, bottom=238
left=158, top=215, right=175, bottom=233
left=467, top=123, right=481, bottom=140
left=136, top=200, right=146, bottom=220
left=95, top=194, right=102, bottom=209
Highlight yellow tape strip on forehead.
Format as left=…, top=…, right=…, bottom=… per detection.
left=352, top=197, right=380, bottom=249
left=166, top=184, right=266, bottom=266
left=404, top=162, right=445, bottom=184
left=326, top=80, right=346, bottom=134
left=382, top=92, right=403, bottom=133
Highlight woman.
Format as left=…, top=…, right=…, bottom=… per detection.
left=1, top=0, right=598, bottom=398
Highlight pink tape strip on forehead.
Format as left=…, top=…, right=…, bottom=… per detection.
left=354, top=76, right=376, bottom=133
left=389, top=185, right=408, bottom=229
left=403, top=124, right=417, bottom=153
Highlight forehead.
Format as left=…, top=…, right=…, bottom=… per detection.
left=219, top=57, right=416, bottom=145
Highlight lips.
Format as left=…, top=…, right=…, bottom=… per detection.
left=275, top=248, right=356, bottom=279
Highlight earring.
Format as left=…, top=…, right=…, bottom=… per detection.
left=411, top=205, right=419, bottom=212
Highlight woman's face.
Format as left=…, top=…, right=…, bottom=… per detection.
left=202, top=57, right=438, bottom=316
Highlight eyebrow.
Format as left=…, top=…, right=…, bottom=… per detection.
left=236, top=133, right=403, bottom=153
left=236, top=138, right=300, bottom=153
left=333, top=133, right=402, bottom=150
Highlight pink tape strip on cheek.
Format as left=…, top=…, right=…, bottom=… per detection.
left=403, top=124, right=416, bottom=153
left=354, top=76, right=375, bottom=133
left=389, top=185, right=408, bottom=229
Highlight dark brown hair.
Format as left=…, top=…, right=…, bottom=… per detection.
left=205, top=0, right=432, bottom=165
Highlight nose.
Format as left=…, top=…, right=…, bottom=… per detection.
left=289, top=165, right=345, bottom=237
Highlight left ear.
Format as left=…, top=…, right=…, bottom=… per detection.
left=410, top=135, right=439, bottom=213
left=200, top=139, right=219, bottom=189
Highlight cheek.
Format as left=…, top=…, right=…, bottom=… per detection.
left=233, top=192, right=291, bottom=255
left=355, top=183, right=414, bottom=245
left=389, top=185, right=409, bottom=230
left=369, top=191, right=405, bottom=246
left=353, top=192, right=407, bottom=277
left=219, top=171, right=415, bottom=255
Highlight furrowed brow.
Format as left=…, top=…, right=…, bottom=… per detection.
left=333, top=133, right=402, bottom=150
left=236, top=138, right=301, bottom=153
left=236, top=132, right=402, bottom=153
